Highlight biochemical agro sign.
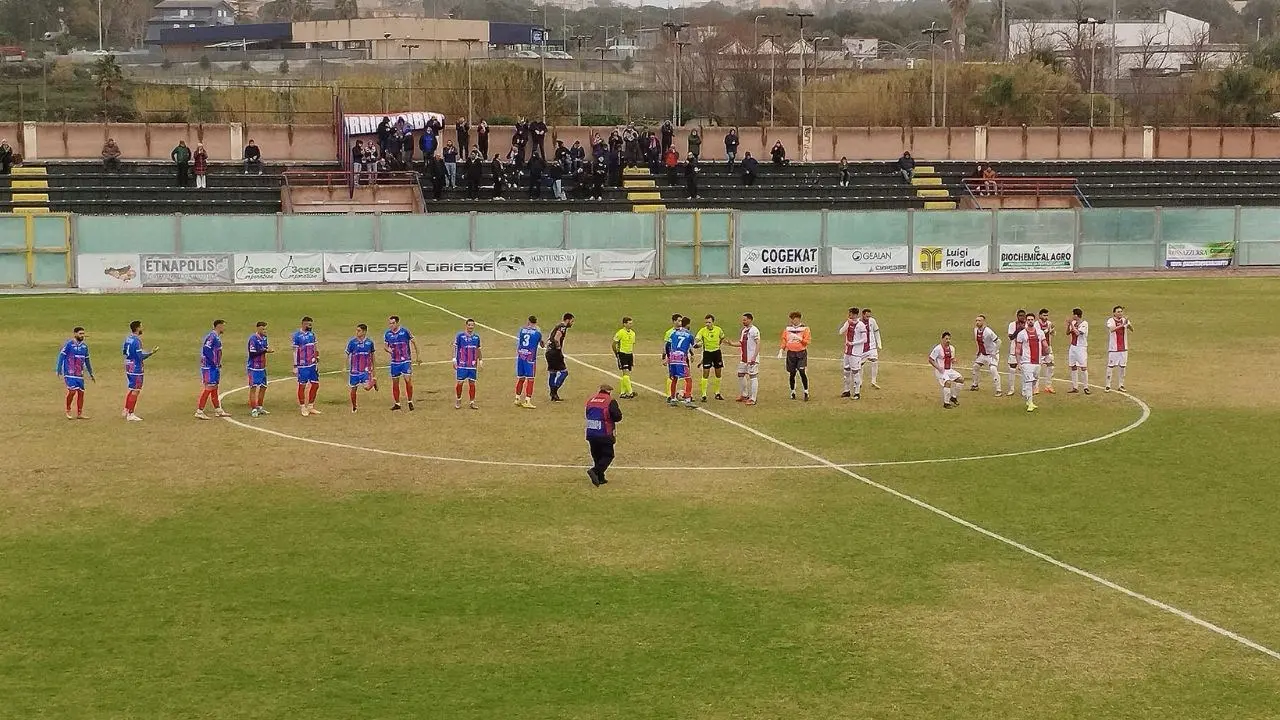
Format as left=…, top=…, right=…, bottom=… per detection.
left=914, top=245, right=988, bottom=274
left=77, top=254, right=142, bottom=290
left=140, top=254, right=234, bottom=286
left=998, top=244, right=1075, bottom=272
left=409, top=251, right=497, bottom=282
left=233, top=253, right=324, bottom=285
left=739, top=247, right=821, bottom=276
left=829, top=246, right=910, bottom=275
left=1165, top=242, right=1234, bottom=269
left=493, top=250, right=577, bottom=280
left=576, top=250, right=657, bottom=282
left=323, top=252, right=411, bottom=283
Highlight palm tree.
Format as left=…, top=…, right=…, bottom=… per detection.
left=947, top=0, right=970, bottom=59
left=334, top=0, right=359, bottom=20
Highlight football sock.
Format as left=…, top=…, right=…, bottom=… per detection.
left=749, top=377, right=758, bottom=401
left=1105, top=367, right=1113, bottom=386
left=198, top=388, right=210, bottom=410
left=455, top=382, right=464, bottom=399
left=1007, top=366, right=1017, bottom=390
left=65, top=390, right=74, bottom=412
left=842, top=369, right=851, bottom=393
left=622, top=374, right=632, bottom=395
left=76, top=391, right=84, bottom=414
left=392, top=382, right=400, bottom=402
left=1045, top=365, right=1055, bottom=385
left=738, top=376, right=746, bottom=397
left=405, top=379, right=414, bottom=400
left=972, top=363, right=981, bottom=386
left=683, top=377, right=692, bottom=398
left=941, top=386, right=949, bottom=404
left=211, top=389, right=220, bottom=409
left=1117, top=367, right=1126, bottom=386
left=713, top=376, right=722, bottom=395
left=256, top=388, right=266, bottom=408
left=668, top=378, right=676, bottom=398
left=468, top=383, right=476, bottom=400
left=853, top=370, right=862, bottom=393
left=699, top=377, right=708, bottom=397
left=869, top=361, right=879, bottom=383
left=307, top=384, right=318, bottom=404
left=989, top=365, right=1000, bottom=390
left=125, top=392, right=137, bottom=414
left=297, top=385, right=306, bottom=405
left=788, top=371, right=796, bottom=391
left=1070, top=369, right=1078, bottom=389
left=350, top=388, right=358, bottom=409
left=515, top=378, right=525, bottom=396
left=798, top=370, right=808, bottom=391
left=1081, top=370, right=1089, bottom=387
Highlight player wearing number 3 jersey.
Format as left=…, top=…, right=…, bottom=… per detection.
left=515, top=316, right=544, bottom=408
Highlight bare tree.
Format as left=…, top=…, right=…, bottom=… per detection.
left=1183, top=27, right=1213, bottom=72
left=1125, top=26, right=1171, bottom=124
left=947, top=0, right=970, bottom=59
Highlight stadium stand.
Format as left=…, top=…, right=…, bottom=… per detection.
left=6, top=158, right=1280, bottom=215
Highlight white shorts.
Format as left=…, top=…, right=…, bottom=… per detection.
left=1068, top=346, right=1088, bottom=368
left=1107, top=351, right=1128, bottom=367
left=935, top=368, right=963, bottom=386
left=1042, top=351, right=1055, bottom=366
left=1020, top=363, right=1040, bottom=384
left=843, top=353, right=864, bottom=371
left=974, top=354, right=998, bottom=368
left=864, top=349, right=879, bottom=362
left=1006, top=354, right=1018, bottom=367
left=737, top=361, right=759, bottom=377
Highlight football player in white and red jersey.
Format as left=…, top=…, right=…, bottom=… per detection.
left=1004, top=309, right=1027, bottom=397
left=969, top=314, right=1001, bottom=395
left=929, top=332, right=963, bottom=409
left=726, top=312, right=762, bottom=405
left=860, top=308, right=883, bottom=389
left=1036, top=308, right=1057, bottom=395
left=1105, top=305, right=1133, bottom=392
left=1014, top=315, right=1046, bottom=412
left=838, top=307, right=867, bottom=399
left=1067, top=307, right=1091, bottom=395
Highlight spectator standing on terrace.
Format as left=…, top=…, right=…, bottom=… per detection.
left=646, top=132, right=661, bottom=173
left=477, top=119, right=490, bottom=158
left=465, top=149, right=483, bottom=200
left=724, top=128, right=739, bottom=171
left=425, top=115, right=443, bottom=142
left=193, top=143, right=209, bottom=189
left=418, top=130, right=437, bottom=163
left=428, top=157, right=446, bottom=200
left=569, top=140, right=585, bottom=173
left=443, top=141, right=459, bottom=189
left=171, top=140, right=192, bottom=188
left=622, top=124, right=640, bottom=167
left=839, top=157, right=850, bottom=187
left=663, top=145, right=679, bottom=186
left=531, top=118, right=548, bottom=158
left=687, top=128, right=702, bottom=161
left=102, top=138, right=122, bottom=172
left=455, top=118, right=470, bottom=153
left=351, top=140, right=366, bottom=176
left=514, top=117, right=530, bottom=164
left=590, top=156, right=607, bottom=200
left=0, top=139, right=12, bottom=174
left=684, top=152, right=700, bottom=200
left=491, top=154, right=507, bottom=200
left=554, top=140, right=570, bottom=169
left=243, top=139, right=263, bottom=175
left=549, top=159, right=566, bottom=200
left=376, top=116, right=392, bottom=155
left=770, top=140, right=788, bottom=167
left=742, top=151, right=758, bottom=186
left=528, top=152, right=546, bottom=199
left=660, top=120, right=674, bottom=153
left=607, top=143, right=622, bottom=187
left=896, top=151, right=915, bottom=183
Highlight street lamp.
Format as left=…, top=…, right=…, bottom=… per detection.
left=787, top=11, right=814, bottom=128
left=97, top=0, right=103, bottom=52
left=941, top=39, right=952, bottom=127
left=675, top=39, right=692, bottom=125
left=401, top=43, right=420, bottom=61
left=533, top=8, right=548, bottom=122
left=753, top=14, right=765, bottom=57
left=921, top=21, right=948, bottom=127
left=807, top=35, right=829, bottom=127
left=571, top=34, right=590, bottom=124
left=662, top=21, right=690, bottom=126
left=594, top=46, right=608, bottom=114
left=1077, top=17, right=1106, bottom=127
left=761, top=32, right=781, bottom=126
left=460, top=38, right=480, bottom=123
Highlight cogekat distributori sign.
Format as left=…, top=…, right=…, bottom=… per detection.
left=739, top=246, right=820, bottom=276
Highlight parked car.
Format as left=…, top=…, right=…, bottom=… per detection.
left=544, top=50, right=573, bottom=60
left=510, top=49, right=540, bottom=59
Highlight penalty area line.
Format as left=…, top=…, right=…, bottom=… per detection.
left=396, top=290, right=1280, bottom=664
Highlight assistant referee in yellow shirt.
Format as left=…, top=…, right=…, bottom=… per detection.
left=612, top=316, right=637, bottom=398
left=694, top=314, right=727, bottom=402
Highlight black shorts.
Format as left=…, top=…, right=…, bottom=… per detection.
left=785, top=350, right=808, bottom=373
left=616, top=352, right=634, bottom=371
left=546, top=348, right=567, bottom=373
left=701, top=350, right=723, bottom=369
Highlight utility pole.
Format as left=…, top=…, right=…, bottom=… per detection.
left=594, top=46, right=607, bottom=115
left=675, top=39, right=691, bottom=124
left=761, top=33, right=781, bottom=126
left=1109, top=0, right=1118, bottom=126
left=571, top=35, right=589, bottom=124
left=662, top=21, right=690, bottom=125
left=787, top=11, right=814, bottom=128
left=460, top=38, right=480, bottom=123
left=921, top=22, right=948, bottom=127
left=1077, top=17, right=1106, bottom=128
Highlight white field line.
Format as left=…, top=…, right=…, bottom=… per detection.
left=396, top=290, right=1280, bottom=663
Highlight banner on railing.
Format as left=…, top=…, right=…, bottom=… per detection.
left=323, top=252, right=411, bottom=283
left=494, top=249, right=577, bottom=281
left=829, top=246, right=910, bottom=275
left=739, top=246, right=821, bottom=276
left=997, top=244, right=1075, bottom=273
left=913, top=245, right=988, bottom=274
left=233, top=254, right=325, bottom=285
left=139, top=254, right=234, bottom=286
left=576, top=250, right=657, bottom=282
left=409, top=251, right=497, bottom=282
left=77, top=254, right=142, bottom=290
left=1165, top=242, right=1234, bottom=269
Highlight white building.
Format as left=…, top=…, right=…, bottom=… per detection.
left=1008, top=10, right=1241, bottom=77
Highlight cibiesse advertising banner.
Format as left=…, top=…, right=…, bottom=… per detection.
left=997, top=244, right=1075, bottom=272
left=233, top=253, right=324, bottom=285
left=322, top=252, right=411, bottom=283
left=739, top=246, right=820, bottom=276
left=829, top=246, right=910, bottom=275
left=914, top=245, right=988, bottom=273
left=1165, top=242, right=1235, bottom=269
left=576, top=250, right=658, bottom=282
left=493, top=249, right=577, bottom=280
left=409, top=251, right=497, bottom=282
left=139, top=254, right=234, bottom=286
left=77, top=254, right=143, bottom=290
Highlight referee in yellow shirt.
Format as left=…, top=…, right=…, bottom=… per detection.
left=612, top=316, right=637, bottom=398
left=694, top=314, right=727, bottom=402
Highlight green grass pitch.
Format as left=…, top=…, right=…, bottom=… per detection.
left=2, top=277, right=1278, bottom=719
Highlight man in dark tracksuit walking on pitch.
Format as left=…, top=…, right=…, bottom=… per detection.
left=585, top=384, right=623, bottom=487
